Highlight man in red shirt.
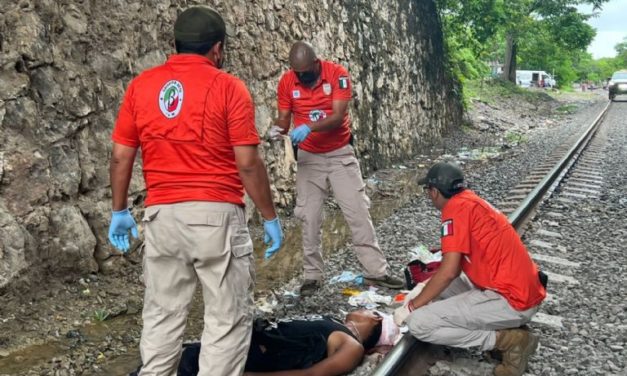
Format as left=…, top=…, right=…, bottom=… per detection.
left=394, top=162, right=546, bottom=376
left=275, top=42, right=403, bottom=296
left=108, top=7, right=283, bottom=375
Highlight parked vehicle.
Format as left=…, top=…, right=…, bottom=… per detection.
left=516, top=70, right=556, bottom=88
left=608, top=70, right=627, bottom=101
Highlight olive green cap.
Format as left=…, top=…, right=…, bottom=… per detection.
left=418, top=162, right=465, bottom=196
left=174, top=7, right=232, bottom=43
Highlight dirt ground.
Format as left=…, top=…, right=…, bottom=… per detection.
left=0, top=87, right=605, bottom=376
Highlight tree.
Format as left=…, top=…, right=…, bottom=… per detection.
left=615, top=36, right=627, bottom=67
left=501, top=0, right=607, bottom=82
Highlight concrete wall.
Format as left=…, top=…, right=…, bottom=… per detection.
left=0, top=0, right=462, bottom=286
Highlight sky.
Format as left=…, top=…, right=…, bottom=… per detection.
left=578, top=0, right=627, bottom=58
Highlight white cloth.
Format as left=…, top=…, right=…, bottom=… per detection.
left=375, top=312, right=401, bottom=346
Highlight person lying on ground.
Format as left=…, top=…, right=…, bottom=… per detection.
left=130, top=309, right=399, bottom=376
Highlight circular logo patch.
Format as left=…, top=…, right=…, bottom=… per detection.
left=309, top=109, right=327, bottom=122
left=158, top=80, right=184, bottom=119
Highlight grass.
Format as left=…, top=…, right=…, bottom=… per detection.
left=93, top=309, right=109, bottom=322
left=463, top=78, right=554, bottom=108
left=505, top=131, right=528, bottom=144
left=555, top=104, right=578, bottom=114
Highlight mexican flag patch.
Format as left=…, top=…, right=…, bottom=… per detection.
left=441, top=219, right=454, bottom=237
left=339, top=76, right=349, bottom=89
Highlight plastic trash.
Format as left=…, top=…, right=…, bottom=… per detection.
left=393, top=293, right=407, bottom=303
left=408, top=244, right=442, bottom=263
left=342, top=288, right=362, bottom=296
left=348, top=291, right=393, bottom=309
left=329, top=271, right=364, bottom=285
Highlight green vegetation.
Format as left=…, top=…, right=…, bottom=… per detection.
left=464, top=78, right=553, bottom=108
left=555, top=103, right=579, bottom=114
left=505, top=131, right=528, bottom=144
left=93, top=309, right=109, bottom=322
left=436, top=0, right=614, bottom=95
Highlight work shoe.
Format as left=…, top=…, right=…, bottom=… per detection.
left=364, top=274, right=404, bottom=289
left=493, top=328, right=539, bottom=376
left=299, top=279, right=321, bottom=297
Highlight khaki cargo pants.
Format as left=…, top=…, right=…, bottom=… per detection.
left=295, top=144, right=388, bottom=280
left=139, top=202, right=254, bottom=376
left=406, top=274, right=539, bottom=351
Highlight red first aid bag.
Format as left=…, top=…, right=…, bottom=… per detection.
left=404, top=260, right=441, bottom=289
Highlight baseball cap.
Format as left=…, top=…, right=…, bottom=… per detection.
left=418, top=162, right=465, bottom=196
left=174, top=7, right=233, bottom=43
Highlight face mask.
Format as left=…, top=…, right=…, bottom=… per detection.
left=296, top=70, right=319, bottom=86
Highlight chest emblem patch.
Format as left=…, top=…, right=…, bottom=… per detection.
left=309, top=109, right=327, bottom=122
left=292, top=90, right=301, bottom=99
left=441, top=219, right=454, bottom=237
left=323, top=83, right=332, bottom=95
left=159, top=80, right=184, bottom=119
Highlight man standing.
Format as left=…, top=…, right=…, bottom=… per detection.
left=275, top=42, right=403, bottom=296
left=108, top=7, right=283, bottom=375
left=394, top=162, right=546, bottom=376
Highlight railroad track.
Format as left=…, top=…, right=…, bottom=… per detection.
left=371, top=101, right=613, bottom=376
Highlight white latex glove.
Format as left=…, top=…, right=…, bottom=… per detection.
left=394, top=304, right=412, bottom=326
left=268, top=126, right=284, bottom=141
left=404, top=282, right=428, bottom=305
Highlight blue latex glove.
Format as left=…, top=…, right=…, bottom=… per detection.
left=108, top=208, right=139, bottom=252
left=290, top=125, right=312, bottom=145
left=263, top=217, right=284, bottom=259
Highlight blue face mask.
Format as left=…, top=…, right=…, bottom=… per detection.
left=296, top=70, right=319, bottom=86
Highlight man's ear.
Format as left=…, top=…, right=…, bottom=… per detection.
left=210, top=41, right=222, bottom=55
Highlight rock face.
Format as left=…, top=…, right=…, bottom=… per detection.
left=0, top=0, right=462, bottom=287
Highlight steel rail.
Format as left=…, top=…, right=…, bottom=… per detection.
left=371, top=101, right=611, bottom=376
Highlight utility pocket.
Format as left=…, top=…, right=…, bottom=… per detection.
left=142, top=207, right=160, bottom=223
left=183, top=212, right=225, bottom=227
left=230, top=227, right=253, bottom=258
left=294, top=195, right=307, bottom=220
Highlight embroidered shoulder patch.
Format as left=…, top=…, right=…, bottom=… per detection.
left=441, top=219, right=454, bottom=237
left=339, top=76, right=349, bottom=89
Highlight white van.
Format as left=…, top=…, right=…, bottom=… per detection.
left=516, top=70, right=556, bottom=88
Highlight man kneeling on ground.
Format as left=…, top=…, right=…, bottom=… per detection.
left=394, top=162, right=546, bottom=376
left=131, top=309, right=399, bottom=376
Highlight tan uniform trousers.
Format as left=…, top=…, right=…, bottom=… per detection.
left=139, top=202, right=254, bottom=376
left=295, top=144, right=388, bottom=280
left=406, top=274, right=539, bottom=351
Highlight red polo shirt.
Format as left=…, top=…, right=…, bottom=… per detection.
left=112, top=54, right=259, bottom=207
left=277, top=60, right=352, bottom=153
left=440, top=190, right=546, bottom=311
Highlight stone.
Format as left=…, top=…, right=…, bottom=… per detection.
left=0, top=0, right=461, bottom=287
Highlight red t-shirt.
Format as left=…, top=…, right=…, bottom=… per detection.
left=112, top=54, right=259, bottom=207
left=277, top=60, right=352, bottom=153
left=440, top=190, right=546, bottom=311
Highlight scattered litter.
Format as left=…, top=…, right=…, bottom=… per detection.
left=255, top=295, right=279, bottom=314
left=456, top=147, right=500, bottom=161
left=408, top=245, right=442, bottom=263
left=329, top=271, right=364, bottom=285
left=393, top=293, right=407, bottom=303
left=342, top=288, right=362, bottom=296
left=348, top=291, right=393, bottom=309
left=282, top=290, right=299, bottom=298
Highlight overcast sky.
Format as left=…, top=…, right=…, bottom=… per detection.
left=578, top=0, right=627, bottom=58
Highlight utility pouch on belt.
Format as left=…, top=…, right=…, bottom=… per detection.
left=404, top=260, right=441, bottom=290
